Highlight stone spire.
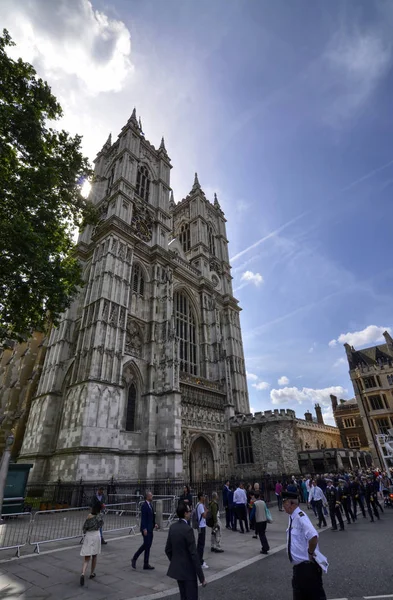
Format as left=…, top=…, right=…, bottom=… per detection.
left=159, top=136, right=167, bottom=153
left=214, top=192, right=221, bottom=210
left=100, top=133, right=111, bottom=152
left=128, top=107, right=138, bottom=127
left=139, top=117, right=144, bottom=135
left=169, top=189, right=175, bottom=209
left=191, top=172, right=201, bottom=193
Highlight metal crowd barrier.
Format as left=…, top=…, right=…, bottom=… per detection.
left=0, top=512, right=33, bottom=557
left=102, top=502, right=138, bottom=536
left=29, top=506, right=90, bottom=554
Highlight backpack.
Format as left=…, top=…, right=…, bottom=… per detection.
left=205, top=509, right=214, bottom=528
left=191, top=503, right=202, bottom=529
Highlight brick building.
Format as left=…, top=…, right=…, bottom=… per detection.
left=330, top=394, right=369, bottom=451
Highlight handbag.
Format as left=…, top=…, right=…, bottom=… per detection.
left=265, top=503, right=273, bottom=524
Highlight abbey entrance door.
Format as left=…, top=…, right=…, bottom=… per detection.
left=189, top=436, right=215, bottom=482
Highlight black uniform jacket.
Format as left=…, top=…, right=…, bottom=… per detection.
left=165, top=520, right=204, bottom=583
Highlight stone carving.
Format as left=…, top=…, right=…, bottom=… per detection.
left=125, top=319, right=143, bottom=357
left=209, top=259, right=221, bottom=275
left=102, top=301, right=109, bottom=321
left=181, top=402, right=225, bottom=431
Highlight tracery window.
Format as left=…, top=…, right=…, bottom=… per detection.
left=208, top=224, right=215, bottom=255
left=235, top=430, right=254, bottom=464
left=136, top=165, right=150, bottom=201
left=132, top=264, right=145, bottom=296
left=125, top=383, right=137, bottom=431
left=179, top=223, right=190, bottom=252
left=174, top=292, right=197, bottom=374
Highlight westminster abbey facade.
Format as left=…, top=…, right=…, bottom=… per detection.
left=15, top=110, right=250, bottom=483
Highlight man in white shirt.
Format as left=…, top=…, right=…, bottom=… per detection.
left=233, top=482, right=249, bottom=533
left=308, top=481, right=327, bottom=528
left=196, top=492, right=209, bottom=569
left=283, top=490, right=327, bottom=600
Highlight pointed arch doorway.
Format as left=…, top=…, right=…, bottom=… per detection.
left=189, top=436, right=215, bottom=483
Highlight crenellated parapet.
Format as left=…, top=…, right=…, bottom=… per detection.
left=230, top=408, right=296, bottom=427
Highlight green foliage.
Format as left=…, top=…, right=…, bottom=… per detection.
left=0, top=29, right=96, bottom=341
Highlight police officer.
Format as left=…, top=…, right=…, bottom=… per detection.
left=283, top=490, right=327, bottom=600
left=337, top=478, right=355, bottom=524
left=350, top=476, right=366, bottom=519
left=363, top=475, right=380, bottom=523
left=325, top=479, right=344, bottom=531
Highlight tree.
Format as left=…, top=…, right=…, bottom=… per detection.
left=0, top=29, right=96, bottom=342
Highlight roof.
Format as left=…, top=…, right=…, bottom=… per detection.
left=347, top=343, right=393, bottom=370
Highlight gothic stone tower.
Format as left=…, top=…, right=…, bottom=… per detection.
left=18, top=111, right=250, bottom=483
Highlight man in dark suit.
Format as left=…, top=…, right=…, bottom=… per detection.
left=222, top=480, right=231, bottom=529
left=131, top=491, right=158, bottom=570
left=165, top=502, right=206, bottom=600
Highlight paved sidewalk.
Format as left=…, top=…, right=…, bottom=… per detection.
left=0, top=509, right=290, bottom=600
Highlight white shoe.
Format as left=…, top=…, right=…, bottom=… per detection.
left=202, top=562, right=209, bottom=569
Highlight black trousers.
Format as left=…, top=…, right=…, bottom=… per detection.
left=197, top=527, right=206, bottom=565
left=352, top=495, right=366, bottom=518
left=342, top=497, right=355, bottom=523
left=133, top=531, right=153, bottom=565
left=315, top=500, right=326, bottom=527
left=329, top=504, right=344, bottom=529
left=366, top=499, right=380, bottom=521
left=255, top=521, right=269, bottom=552
left=233, top=504, right=249, bottom=532
left=225, top=506, right=233, bottom=528
left=178, top=579, right=198, bottom=600
left=292, top=561, right=327, bottom=600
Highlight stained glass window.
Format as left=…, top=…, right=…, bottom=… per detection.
left=174, top=292, right=197, bottom=374
left=136, top=165, right=150, bottom=201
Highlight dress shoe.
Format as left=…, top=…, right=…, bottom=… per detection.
left=101, top=539, right=107, bottom=545
left=143, top=565, right=155, bottom=570
left=260, top=550, right=268, bottom=554
left=131, top=559, right=136, bottom=569
left=339, top=527, right=345, bottom=531
left=211, top=547, right=216, bottom=552
left=252, top=535, right=257, bottom=539
left=215, top=548, right=224, bottom=553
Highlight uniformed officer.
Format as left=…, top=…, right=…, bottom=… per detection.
left=325, top=479, right=344, bottom=531
left=350, top=476, right=366, bottom=519
left=363, top=476, right=380, bottom=523
left=283, top=490, right=327, bottom=600
left=337, top=478, right=355, bottom=524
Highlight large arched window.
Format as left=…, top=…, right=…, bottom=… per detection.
left=208, top=224, right=215, bottom=255
left=132, top=263, right=145, bottom=296
left=126, top=383, right=137, bottom=431
left=136, top=165, right=150, bottom=201
left=179, top=223, right=190, bottom=252
left=174, top=292, right=197, bottom=374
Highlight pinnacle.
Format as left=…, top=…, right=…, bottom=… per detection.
left=169, top=189, right=175, bottom=208
left=159, top=136, right=167, bottom=152
left=214, top=192, right=221, bottom=210
left=128, top=107, right=138, bottom=126
left=103, top=133, right=111, bottom=148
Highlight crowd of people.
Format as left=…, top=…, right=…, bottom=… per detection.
left=76, top=469, right=392, bottom=598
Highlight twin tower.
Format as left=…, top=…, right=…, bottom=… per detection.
left=18, top=109, right=250, bottom=483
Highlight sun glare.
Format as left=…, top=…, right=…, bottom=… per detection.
left=81, top=179, right=92, bottom=198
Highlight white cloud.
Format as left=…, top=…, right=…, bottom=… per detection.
left=333, top=357, right=346, bottom=368
left=278, top=375, right=289, bottom=386
left=2, top=0, right=133, bottom=96
left=246, top=371, right=258, bottom=381
left=324, top=25, right=392, bottom=124
left=270, top=385, right=347, bottom=406
left=250, top=406, right=256, bottom=414
left=321, top=405, right=335, bottom=426
left=252, top=381, right=270, bottom=391
left=308, top=342, right=317, bottom=353
left=240, top=271, right=264, bottom=287
left=329, top=325, right=391, bottom=349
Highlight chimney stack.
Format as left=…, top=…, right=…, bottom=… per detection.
left=330, top=394, right=338, bottom=412
left=304, top=411, right=312, bottom=422
left=315, top=403, right=324, bottom=424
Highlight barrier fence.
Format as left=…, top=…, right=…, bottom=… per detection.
left=0, top=512, right=33, bottom=558
left=0, top=502, right=140, bottom=557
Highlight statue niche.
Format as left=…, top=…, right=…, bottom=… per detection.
left=125, top=319, right=143, bottom=358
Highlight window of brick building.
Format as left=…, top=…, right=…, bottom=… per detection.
left=374, top=418, right=391, bottom=435
left=343, top=417, right=356, bottom=428
left=368, top=395, right=384, bottom=411
left=347, top=435, right=361, bottom=449
left=363, top=376, right=377, bottom=389
left=235, top=430, right=254, bottom=464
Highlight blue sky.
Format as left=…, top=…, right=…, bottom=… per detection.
left=3, top=0, right=393, bottom=423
